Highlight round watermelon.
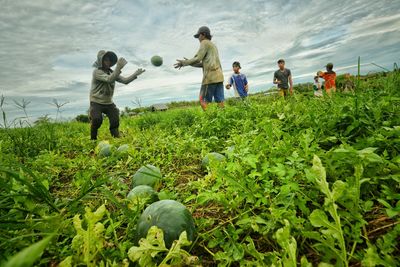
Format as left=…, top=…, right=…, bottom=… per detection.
left=151, top=55, right=163, bottom=67
left=127, top=185, right=159, bottom=206
left=117, top=144, right=129, bottom=154
left=97, top=143, right=112, bottom=158
left=132, top=165, right=162, bottom=188
left=136, top=200, right=196, bottom=248
left=201, top=152, right=226, bottom=167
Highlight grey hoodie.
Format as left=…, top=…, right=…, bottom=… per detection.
left=90, top=50, right=137, bottom=104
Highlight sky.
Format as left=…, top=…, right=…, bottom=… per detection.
left=1, top=0, right=399, bottom=121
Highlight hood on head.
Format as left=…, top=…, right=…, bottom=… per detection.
left=92, top=50, right=118, bottom=68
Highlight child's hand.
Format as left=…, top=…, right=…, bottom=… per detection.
left=245, top=85, right=249, bottom=92
left=134, top=68, right=146, bottom=77
left=117, top=57, right=128, bottom=69
left=225, top=84, right=231, bottom=89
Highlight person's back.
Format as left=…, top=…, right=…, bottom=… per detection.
left=319, top=63, right=336, bottom=95
left=321, top=71, right=336, bottom=89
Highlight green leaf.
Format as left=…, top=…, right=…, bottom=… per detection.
left=309, top=210, right=338, bottom=232
left=332, top=180, right=347, bottom=201
left=4, top=235, right=53, bottom=267
left=362, top=245, right=387, bottom=267
left=275, top=220, right=297, bottom=267
left=128, top=226, right=167, bottom=266
left=128, top=226, right=196, bottom=266
left=300, top=256, right=312, bottom=267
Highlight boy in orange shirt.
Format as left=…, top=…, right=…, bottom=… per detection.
left=318, top=63, right=336, bottom=95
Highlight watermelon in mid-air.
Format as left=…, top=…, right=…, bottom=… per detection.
left=151, top=55, right=163, bottom=67
left=135, top=200, right=196, bottom=248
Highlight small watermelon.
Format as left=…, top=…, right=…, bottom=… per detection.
left=135, top=200, right=196, bottom=248
left=97, top=141, right=109, bottom=149
left=132, top=165, right=162, bottom=188
left=201, top=152, right=226, bottom=167
left=151, top=55, right=163, bottom=67
left=127, top=185, right=159, bottom=207
left=97, top=142, right=112, bottom=158
left=116, top=144, right=130, bottom=157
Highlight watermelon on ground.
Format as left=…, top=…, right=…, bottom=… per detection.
left=132, top=165, right=162, bottom=188
left=201, top=152, right=226, bottom=167
left=135, top=200, right=196, bottom=248
left=127, top=185, right=159, bottom=206
left=116, top=144, right=130, bottom=157
left=97, top=142, right=112, bottom=158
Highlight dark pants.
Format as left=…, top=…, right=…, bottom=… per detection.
left=90, top=102, right=120, bottom=140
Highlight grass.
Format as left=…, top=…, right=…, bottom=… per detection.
left=0, top=70, right=399, bottom=266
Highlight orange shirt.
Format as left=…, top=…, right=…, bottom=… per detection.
left=321, top=71, right=336, bottom=89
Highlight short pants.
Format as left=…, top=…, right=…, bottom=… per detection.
left=278, top=88, right=289, bottom=97
left=200, top=82, right=224, bottom=103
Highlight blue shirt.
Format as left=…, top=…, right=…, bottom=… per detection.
left=229, top=73, right=248, bottom=97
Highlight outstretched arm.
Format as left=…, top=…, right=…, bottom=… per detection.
left=191, top=62, right=203, bottom=68
left=117, top=68, right=146, bottom=85
left=174, top=42, right=207, bottom=69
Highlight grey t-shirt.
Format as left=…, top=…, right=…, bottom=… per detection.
left=273, top=69, right=292, bottom=89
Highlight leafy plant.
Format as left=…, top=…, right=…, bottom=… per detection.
left=305, top=155, right=348, bottom=266
left=61, top=205, right=107, bottom=267
left=3, top=235, right=54, bottom=267
left=128, top=226, right=199, bottom=267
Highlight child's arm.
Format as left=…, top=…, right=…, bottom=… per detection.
left=244, top=75, right=249, bottom=92
left=93, top=58, right=127, bottom=83
left=117, top=68, right=146, bottom=84
left=225, top=76, right=233, bottom=89
left=273, top=72, right=280, bottom=84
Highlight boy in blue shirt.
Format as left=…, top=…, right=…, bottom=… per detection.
left=225, top=61, right=249, bottom=98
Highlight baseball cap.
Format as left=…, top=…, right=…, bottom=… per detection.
left=277, top=59, right=285, bottom=64
left=194, top=26, right=211, bottom=38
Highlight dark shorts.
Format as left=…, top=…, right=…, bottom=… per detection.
left=200, top=82, right=224, bottom=103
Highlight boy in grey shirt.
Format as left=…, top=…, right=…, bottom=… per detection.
left=273, top=59, right=293, bottom=96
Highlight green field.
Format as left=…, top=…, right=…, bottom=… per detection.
left=1, top=72, right=399, bottom=266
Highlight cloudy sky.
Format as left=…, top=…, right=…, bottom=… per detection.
left=1, top=0, right=399, bottom=120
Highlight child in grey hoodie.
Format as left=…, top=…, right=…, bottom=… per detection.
left=89, top=50, right=145, bottom=140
